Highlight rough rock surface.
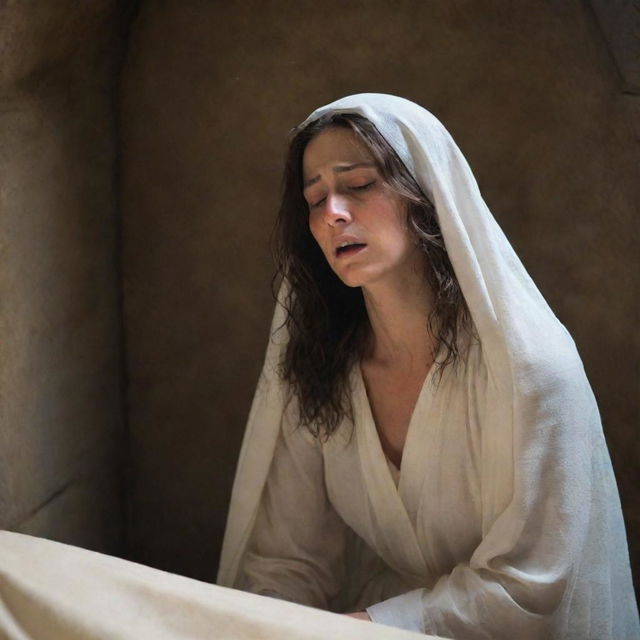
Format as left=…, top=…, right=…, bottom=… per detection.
left=0, top=0, right=127, bottom=553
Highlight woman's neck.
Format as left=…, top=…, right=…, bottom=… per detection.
left=361, top=266, right=436, bottom=370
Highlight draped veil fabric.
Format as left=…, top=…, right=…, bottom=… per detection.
left=217, top=94, right=639, bottom=638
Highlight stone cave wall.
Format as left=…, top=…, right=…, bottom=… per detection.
left=0, top=0, right=128, bottom=554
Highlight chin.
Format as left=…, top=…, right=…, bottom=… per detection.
left=332, top=269, right=362, bottom=289
left=338, top=278, right=363, bottom=289
left=333, top=266, right=378, bottom=289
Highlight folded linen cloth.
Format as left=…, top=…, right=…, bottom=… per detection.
left=0, top=531, right=440, bottom=640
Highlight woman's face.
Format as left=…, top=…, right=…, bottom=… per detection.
left=302, top=126, right=423, bottom=289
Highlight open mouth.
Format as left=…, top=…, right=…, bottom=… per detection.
left=336, top=243, right=367, bottom=257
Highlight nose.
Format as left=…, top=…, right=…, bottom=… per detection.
left=324, top=193, right=351, bottom=226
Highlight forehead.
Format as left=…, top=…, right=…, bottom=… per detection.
left=302, top=127, right=374, bottom=179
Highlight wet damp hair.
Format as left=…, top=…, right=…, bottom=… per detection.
left=273, top=112, right=473, bottom=439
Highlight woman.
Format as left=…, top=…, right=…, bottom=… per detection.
left=218, top=94, right=639, bottom=638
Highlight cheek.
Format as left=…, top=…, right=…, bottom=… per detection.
left=374, top=204, right=410, bottom=242
left=307, top=213, right=324, bottom=242
left=307, top=213, right=318, bottom=239
left=308, top=214, right=327, bottom=249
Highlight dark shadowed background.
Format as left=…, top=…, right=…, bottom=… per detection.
left=1, top=0, right=638, bottom=597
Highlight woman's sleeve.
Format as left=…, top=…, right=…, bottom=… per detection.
left=366, top=358, right=637, bottom=638
left=239, top=407, right=350, bottom=610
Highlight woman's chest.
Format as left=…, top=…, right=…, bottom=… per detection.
left=360, top=363, right=430, bottom=468
left=322, top=383, right=483, bottom=576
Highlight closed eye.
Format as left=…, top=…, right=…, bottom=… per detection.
left=309, top=197, right=326, bottom=209
left=308, top=180, right=375, bottom=208
left=350, top=181, right=376, bottom=191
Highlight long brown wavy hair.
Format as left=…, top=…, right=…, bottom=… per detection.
left=273, top=112, right=472, bottom=438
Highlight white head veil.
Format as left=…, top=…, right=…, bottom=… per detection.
left=217, top=94, right=637, bottom=635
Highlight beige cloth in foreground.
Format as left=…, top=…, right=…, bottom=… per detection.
left=0, top=530, right=440, bottom=639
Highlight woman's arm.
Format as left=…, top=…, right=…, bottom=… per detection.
left=344, top=612, right=371, bottom=621
left=240, top=408, right=350, bottom=610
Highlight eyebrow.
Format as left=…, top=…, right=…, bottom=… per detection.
left=303, top=162, right=376, bottom=189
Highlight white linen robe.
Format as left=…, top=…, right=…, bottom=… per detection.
left=239, top=338, right=638, bottom=638
left=241, top=341, right=486, bottom=619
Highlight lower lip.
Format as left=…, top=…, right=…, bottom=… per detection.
left=336, top=245, right=367, bottom=259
